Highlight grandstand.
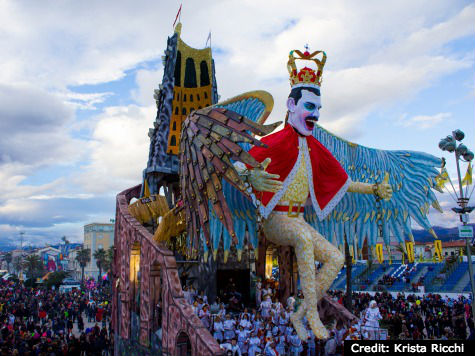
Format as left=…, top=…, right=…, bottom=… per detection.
left=330, top=261, right=472, bottom=293
left=331, top=263, right=366, bottom=290
left=434, top=262, right=469, bottom=292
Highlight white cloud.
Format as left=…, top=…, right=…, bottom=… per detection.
left=131, top=67, right=164, bottom=106
left=0, top=83, right=85, bottom=167
left=398, top=112, right=452, bottom=130
left=426, top=191, right=475, bottom=229
left=74, top=104, right=155, bottom=194
left=59, top=90, right=114, bottom=110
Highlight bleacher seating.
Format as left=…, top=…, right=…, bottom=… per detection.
left=438, top=262, right=468, bottom=292
left=422, top=263, right=446, bottom=291
left=464, top=280, right=473, bottom=292
left=329, top=262, right=472, bottom=293
left=383, top=263, right=422, bottom=291
left=331, top=264, right=366, bottom=290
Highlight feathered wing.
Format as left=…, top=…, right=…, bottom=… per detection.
left=179, top=91, right=279, bottom=258
left=304, top=124, right=443, bottom=253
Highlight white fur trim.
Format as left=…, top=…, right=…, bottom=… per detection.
left=291, top=83, right=321, bottom=90
left=302, top=138, right=351, bottom=220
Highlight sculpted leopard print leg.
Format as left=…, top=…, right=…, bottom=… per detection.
left=263, top=213, right=329, bottom=340
left=312, top=232, right=345, bottom=300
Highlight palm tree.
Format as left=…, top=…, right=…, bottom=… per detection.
left=22, top=255, right=45, bottom=279
left=105, top=246, right=114, bottom=273
left=4, top=252, right=12, bottom=272
left=93, top=248, right=108, bottom=281
left=12, top=256, right=22, bottom=275
left=76, top=248, right=91, bottom=282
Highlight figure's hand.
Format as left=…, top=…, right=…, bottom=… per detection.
left=376, top=172, right=392, bottom=201
left=249, top=158, right=283, bottom=193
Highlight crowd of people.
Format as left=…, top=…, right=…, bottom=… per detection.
left=0, top=278, right=112, bottom=356
left=378, top=274, right=397, bottom=286
left=2, top=270, right=474, bottom=356
left=375, top=265, right=425, bottom=292
left=330, top=290, right=474, bottom=341
left=185, top=281, right=339, bottom=356
left=184, top=278, right=475, bottom=356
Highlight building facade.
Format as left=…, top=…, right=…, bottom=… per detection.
left=84, top=223, right=114, bottom=279
left=66, top=246, right=83, bottom=281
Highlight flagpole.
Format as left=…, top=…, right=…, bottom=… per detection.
left=452, top=130, right=475, bottom=328
left=173, top=4, right=182, bottom=28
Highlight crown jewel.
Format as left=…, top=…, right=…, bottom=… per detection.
left=287, top=49, right=326, bottom=89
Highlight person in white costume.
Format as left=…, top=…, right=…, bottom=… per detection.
left=362, top=300, right=382, bottom=340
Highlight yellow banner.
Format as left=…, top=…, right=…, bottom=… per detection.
left=349, top=246, right=355, bottom=264
left=462, top=162, right=472, bottom=186
left=435, top=167, right=449, bottom=190
left=434, top=239, right=442, bottom=262
left=405, top=241, right=415, bottom=263
left=375, top=243, right=384, bottom=263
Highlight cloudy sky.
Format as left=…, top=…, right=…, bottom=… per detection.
left=0, top=0, right=474, bottom=247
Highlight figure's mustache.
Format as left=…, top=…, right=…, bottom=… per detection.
left=305, top=116, right=318, bottom=122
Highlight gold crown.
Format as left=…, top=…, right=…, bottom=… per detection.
left=287, top=49, right=326, bottom=89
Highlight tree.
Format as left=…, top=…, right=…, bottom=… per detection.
left=76, top=248, right=91, bottom=282
left=105, top=246, right=114, bottom=273
left=45, top=271, right=69, bottom=289
left=4, top=252, right=12, bottom=272
left=22, top=255, right=45, bottom=279
left=93, top=248, right=107, bottom=281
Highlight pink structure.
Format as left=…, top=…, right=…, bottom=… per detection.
left=112, top=184, right=223, bottom=356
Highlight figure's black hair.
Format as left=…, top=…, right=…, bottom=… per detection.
left=288, top=86, right=320, bottom=103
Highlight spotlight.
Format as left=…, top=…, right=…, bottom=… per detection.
left=453, top=129, right=465, bottom=141
left=445, top=142, right=456, bottom=152
left=463, top=151, right=474, bottom=162
left=438, top=139, right=448, bottom=150
left=456, top=144, right=468, bottom=156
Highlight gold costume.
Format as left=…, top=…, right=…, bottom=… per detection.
left=262, top=141, right=344, bottom=339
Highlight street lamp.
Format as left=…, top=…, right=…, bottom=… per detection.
left=438, top=129, right=475, bottom=326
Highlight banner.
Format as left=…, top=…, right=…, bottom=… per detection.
left=375, top=243, right=384, bottom=263
left=462, top=162, right=472, bottom=186
left=405, top=241, right=415, bottom=263
left=435, top=167, right=449, bottom=190
left=349, top=245, right=355, bottom=264
left=434, top=239, right=442, bottom=262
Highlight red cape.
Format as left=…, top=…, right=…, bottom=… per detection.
left=249, top=124, right=350, bottom=219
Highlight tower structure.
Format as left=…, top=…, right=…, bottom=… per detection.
left=143, top=23, right=219, bottom=206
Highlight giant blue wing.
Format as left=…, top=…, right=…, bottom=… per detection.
left=206, top=91, right=275, bottom=261
left=304, top=124, right=443, bottom=254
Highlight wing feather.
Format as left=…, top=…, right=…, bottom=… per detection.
left=305, top=124, right=442, bottom=253
left=180, top=98, right=279, bottom=256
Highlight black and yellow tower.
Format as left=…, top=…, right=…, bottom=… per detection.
left=143, top=23, right=218, bottom=203
left=167, top=24, right=215, bottom=154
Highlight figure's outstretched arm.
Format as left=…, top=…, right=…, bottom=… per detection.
left=347, top=172, right=392, bottom=200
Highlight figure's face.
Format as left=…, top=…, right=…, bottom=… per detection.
left=287, top=89, right=321, bottom=136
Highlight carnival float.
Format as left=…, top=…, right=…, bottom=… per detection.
left=112, top=22, right=442, bottom=356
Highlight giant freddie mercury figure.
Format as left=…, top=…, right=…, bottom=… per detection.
left=238, top=50, right=392, bottom=339
left=176, top=48, right=441, bottom=342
